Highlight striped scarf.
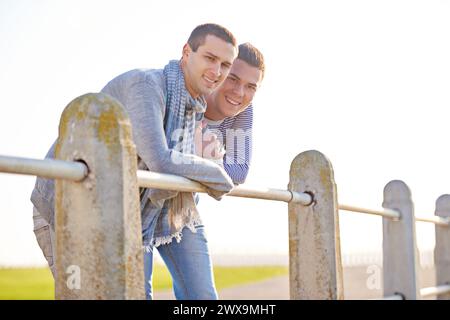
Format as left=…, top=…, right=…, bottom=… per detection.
left=140, top=60, right=206, bottom=235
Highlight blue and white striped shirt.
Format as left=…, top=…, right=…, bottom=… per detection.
left=204, top=105, right=253, bottom=185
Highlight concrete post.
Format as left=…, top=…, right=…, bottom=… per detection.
left=54, top=93, right=145, bottom=299
left=288, top=150, right=344, bottom=299
left=434, top=194, right=450, bottom=300
left=382, top=180, right=419, bottom=299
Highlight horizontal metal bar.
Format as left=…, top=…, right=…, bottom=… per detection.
left=339, top=204, right=401, bottom=220
left=420, top=285, right=450, bottom=298
left=137, top=170, right=312, bottom=205
left=339, top=203, right=450, bottom=226
left=380, top=294, right=404, bottom=300
left=369, top=294, right=404, bottom=300
left=0, top=155, right=87, bottom=181
left=137, top=170, right=208, bottom=193
left=371, top=285, right=450, bottom=300
left=1, top=154, right=448, bottom=220
left=227, top=184, right=312, bottom=204
left=415, top=215, right=450, bottom=227
left=0, top=155, right=312, bottom=205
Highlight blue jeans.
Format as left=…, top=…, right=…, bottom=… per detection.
left=144, top=224, right=218, bottom=300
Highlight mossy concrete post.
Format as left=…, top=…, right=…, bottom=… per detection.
left=288, top=150, right=343, bottom=299
left=434, top=195, right=450, bottom=299
left=54, top=93, right=145, bottom=299
left=382, top=180, right=419, bottom=299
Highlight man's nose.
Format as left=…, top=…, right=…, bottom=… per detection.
left=232, top=83, right=244, bottom=97
left=210, top=62, right=221, bottom=78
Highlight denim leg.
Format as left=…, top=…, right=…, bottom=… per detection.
left=143, top=246, right=154, bottom=300
left=157, top=225, right=218, bottom=300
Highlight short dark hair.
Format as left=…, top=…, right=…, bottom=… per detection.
left=187, top=23, right=237, bottom=52
left=237, top=42, right=265, bottom=79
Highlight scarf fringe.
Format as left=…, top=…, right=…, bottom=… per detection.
left=142, top=216, right=202, bottom=252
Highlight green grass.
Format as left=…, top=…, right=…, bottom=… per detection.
left=0, top=265, right=288, bottom=300
left=0, top=268, right=54, bottom=300
left=212, top=266, right=288, bottom=290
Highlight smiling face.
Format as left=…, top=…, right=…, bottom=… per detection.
left=205, top=58, right=263, bottom=120
left=181, top=34, right=237, bottom=98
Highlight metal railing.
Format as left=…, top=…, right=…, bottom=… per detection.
left=420, top=285, right=450, bottom=298
left=0, top=155, right=87, bottom=181
left=339, top=204, right=400, bottom=220
left=339, top=203, right=450, bottom=226
left=137, top=170, right=312, bottom=204
left=0, top=155, right=312, bottom=205
left=379, top=285, right=450, bottom=300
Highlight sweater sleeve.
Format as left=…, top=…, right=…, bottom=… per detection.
left=102, top=72, right=234, bottom=199
left=223, top=105, right=253, bottom=185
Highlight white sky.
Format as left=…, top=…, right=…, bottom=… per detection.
left=1, top=0, right=450, bottom=266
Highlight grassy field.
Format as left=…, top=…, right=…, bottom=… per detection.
left=0, top=265, right=288, bottom=300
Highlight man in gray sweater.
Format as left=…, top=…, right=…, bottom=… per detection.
left=31, top=23, right=238, bottom=300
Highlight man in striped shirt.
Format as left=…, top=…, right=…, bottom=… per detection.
left=196, top=43, right=265, bottom=184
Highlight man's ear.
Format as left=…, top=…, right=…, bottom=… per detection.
left=182, top=43, right=192, bottom=59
